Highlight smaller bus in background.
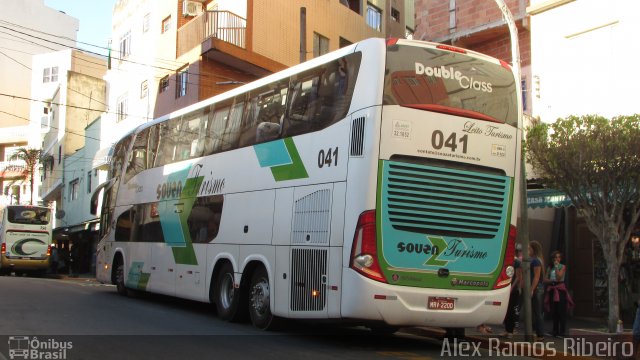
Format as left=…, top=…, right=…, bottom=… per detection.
left=0, top=205, right=52, bottom=276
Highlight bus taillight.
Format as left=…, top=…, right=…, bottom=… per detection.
left=350, top=210, right=387, bottom=283
left=436, top=44, right=467, bottom=54
left=493, top=225, right=517, bottom=289
left=47, top=245, right=51, bottom=257
left=1, top=243, right=5, bottom=255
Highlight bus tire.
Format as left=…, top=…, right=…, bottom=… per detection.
left=215, top=262, right=239, bottom=321
left=114, top=259, right=129, bottom=296
left=248, top=266, right=276, bottom=330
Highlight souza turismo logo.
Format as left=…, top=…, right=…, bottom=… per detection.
left=415, top=63, right=493, bottom=93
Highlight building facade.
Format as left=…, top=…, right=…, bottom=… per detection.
left=104, top=0, right=415, bottom=142
left=0, top=0, right=79, bottom=208
left=34, top=50, right=107, bottom=230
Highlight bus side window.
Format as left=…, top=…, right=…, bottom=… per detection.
left=285, top=73, right=321, bottom=137
left=139, top=202, right=164, bottom=243
left=111, top=135, right=133, bottom=181
left=115, top=208, right=134, bottom=242
left=239, top=80, right=288, bottom=147
left=155, top=118, right=181, bottom=166
left=148, top=125, right=160, bottom=168
left=187, top=195, right=224, bottom=243
left=178, top=111, right=204, bottom=160
left=125, top=128, right=149, bottom=183
left=208, top=104, right=230, bottom=154
left=221, top=100, right=244, bottom=151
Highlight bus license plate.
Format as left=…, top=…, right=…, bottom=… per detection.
left=428, top=297, right=455, bottom=310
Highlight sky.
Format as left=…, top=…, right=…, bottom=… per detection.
left=43, top=0, right=116, bottom=56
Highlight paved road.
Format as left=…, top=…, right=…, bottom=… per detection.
left=0, top=275, right=534, bottom=360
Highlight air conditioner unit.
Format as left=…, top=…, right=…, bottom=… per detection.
left=183, top=1, right=203, bottom=17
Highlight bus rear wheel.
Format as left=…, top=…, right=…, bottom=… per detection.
left=114, top=260, right=128, bottom=296
left=249, top=267, right=275, bottom=330
left=215, top=263, right=239, bottom=321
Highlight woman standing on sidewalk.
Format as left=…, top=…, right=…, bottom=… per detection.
left=544, top=251, right=573, bottom=337
left=529, top=241, right=545, bottom=341
left=502, top=244, right=523, bottom=338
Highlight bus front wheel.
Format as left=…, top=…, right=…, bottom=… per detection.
left=249, top=267, right=275, bottom=330
left=114, top=260, right=128, bottom=296
left=215, top=262, right=239, bottom=321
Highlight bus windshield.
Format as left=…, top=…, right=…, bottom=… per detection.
left=384, top=43, right=518, bottom=127
left=7, top=206, right=51, bottom=225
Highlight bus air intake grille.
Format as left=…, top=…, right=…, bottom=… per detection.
left=382, top=161, right=511, bottom=239
left=292, top=189, right=331, bottom=245
left=350, top=117, right=365, bottom=156
left=290, top=248, right=327, bottom=311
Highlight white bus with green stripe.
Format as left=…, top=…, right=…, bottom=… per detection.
left=94, top=37, right=521, bottom=331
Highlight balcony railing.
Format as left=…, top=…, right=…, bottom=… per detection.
left=0, top=160, right=26, bottom=176
left=177, top=10, right=247, bottom=58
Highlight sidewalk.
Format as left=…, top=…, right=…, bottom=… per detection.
left=410, top=317, right=637, bottom=359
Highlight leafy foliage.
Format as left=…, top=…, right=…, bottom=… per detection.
left=9, top=147, right=43, bottom=205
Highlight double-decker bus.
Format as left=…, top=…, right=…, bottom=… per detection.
left=0, top=205, right=53, bottom=276
left=94, top=38, right=521, bottom=330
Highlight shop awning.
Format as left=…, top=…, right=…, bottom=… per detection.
left=92, top=145, right=114, bottom=170
left=527, top=188, right=572, bottom=209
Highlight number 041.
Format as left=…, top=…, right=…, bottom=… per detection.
left=431, top=131, right=468, bottom=153
left=318, top=147, right=338, bottom=168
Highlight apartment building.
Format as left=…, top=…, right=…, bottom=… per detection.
left=104, top=0, right=415, bottom=140
left=35, top=50, right=107, bottom=228
left=0, top=0, right=78, bottom=207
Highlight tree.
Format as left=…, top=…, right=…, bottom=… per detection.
left=9, top=147, right=43, bottom=205
left=526, top=114, right=640, bottom=332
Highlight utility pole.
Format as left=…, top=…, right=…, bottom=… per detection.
left=299, top=7, right=307, bottom=64
left=491, top=0, right=533, bottom=341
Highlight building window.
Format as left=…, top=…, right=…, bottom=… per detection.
left=405, top=27, right=414, bottom=40
left=117, top=93, right=128, bottom=122
left=87, top=171, right=92, bottom=193
left=69, top=178, right=79, bottom=201
left=391, top=7, right=400, bottom=22
left=340, top=0, right=361, bottom=14
left=143, top=13, right=150, bottom=33
left=162, top=16, right=171, bottom=34
left=313, top=32, right=329, bottom=58
left=176, top=67, right=188, bottom=98
left=119, top=30, right=131, bottom=59
left=42, top=67, right=58, bottom=83
left=159, top=76, right=169, bottom=93
left=141, top=80, right=148, bottom=98
left=339, top=37, right=352, bottom=48
left=366, top=3, right=382, bottom=32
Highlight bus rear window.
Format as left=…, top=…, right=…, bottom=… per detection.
left=7, top=206, right=51, bottom=225
left=384, top=44, right=518, bottom=127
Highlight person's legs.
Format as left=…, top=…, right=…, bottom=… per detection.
left=532, top=287, right=545, bottom=338
left=558, top=291, right=567, bottom=336
left=552, top=301, right=560, bottom=336
left=504, top=291, right=518, bottom=334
